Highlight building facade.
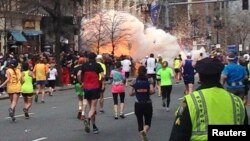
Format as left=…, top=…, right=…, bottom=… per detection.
left=0, top=0, right=44, bottom=55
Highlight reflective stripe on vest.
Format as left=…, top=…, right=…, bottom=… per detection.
left=185, top=88, right=245, bottom=141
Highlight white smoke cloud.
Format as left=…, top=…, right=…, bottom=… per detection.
left=81, top=10, right=181, bottom=66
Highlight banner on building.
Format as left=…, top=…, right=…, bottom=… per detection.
left=150, top=0, right=160, bottom=26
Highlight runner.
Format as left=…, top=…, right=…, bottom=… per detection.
left=47, top=63, right=58, bottom=96
left=0, top=59, right=21, bottom=121
left=157, top=61, right=174, bottom=112
left=77, top=52, right=104, bottom=134
left=182, top=53, right=195, bottom=95
left=121, top=55, right=131, bottom=86
left=129, top=66, right=155, bottom=141
left=33, top=55, right=48, bottom=103
left=110, top=61, right=126, bottom=119
left=21, top=62, right=34, bottom=119
left=72, top=57, right=87, bottom=120
left=96, top=55, right=106, bottom=113
left=155, top=56, right=163, bottom=96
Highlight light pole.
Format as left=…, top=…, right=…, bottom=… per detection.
left=213, top=15, right=223, bottom=44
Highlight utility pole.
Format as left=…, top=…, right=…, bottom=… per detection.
left=163, top=0, right=170, bottom=28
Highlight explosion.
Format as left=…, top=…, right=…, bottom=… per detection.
left=81, top=10, right=181, bottom=65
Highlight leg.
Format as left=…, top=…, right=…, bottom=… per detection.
left=99, top=90, right=104, bottom=113
left=40, top=83, right=45, bottom=103
left=119, top=92, right=125, bottom=118
left=35, top=83, right=40, bottom=102
left=157, top=80, right=161, bottom=96
left=135, top=103, right=144, bottom=132
left=188, top=83, right=194, bottom=94
left=112, top=93, right=119, bottom=119
left=10, top=93, right=20, bottom=110
left=161, top=86, right=167, bottom=107
left=81, top=98, right=87, bottom=119
left=77, top=95, right=83, bottom=119
left=166, top=86, right=172, bottom=111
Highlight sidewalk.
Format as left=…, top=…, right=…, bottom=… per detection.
left=0, top=85, right=74, bottom=100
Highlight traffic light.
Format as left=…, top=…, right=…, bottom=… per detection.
left=243, top=0, right=249, bottom=10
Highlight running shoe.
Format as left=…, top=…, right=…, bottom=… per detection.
left=34, top=95, right=38, bottom=103
left=99, top=110, right=104, bottom=114
left=83, top=119, right=90, bottom=133
left=162, top=102, right=166, bottom=107
left=93, top=126, right=99, bottom=134
left=114, top=113, right=118, bottom=119
left=23, top=108, right=29, bottom=119
left=8, top=108, right=15, bottom=121
left=140, top=131, right=148, bottom=141
left=41, top=100, right=45, bottom=104
left=119, top=113, right=125, bottom=119
left=166, top=107, right=170, bottom=112
left=77, top=111, right=82, bottom=119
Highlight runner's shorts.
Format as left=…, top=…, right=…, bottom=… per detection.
left=74, top=83, right=84, bottom=96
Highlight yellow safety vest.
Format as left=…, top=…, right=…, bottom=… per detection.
left=185, top=87, right=245, bottom=141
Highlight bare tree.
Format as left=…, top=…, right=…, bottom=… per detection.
left=82, top=12, right=109, bottom=54
left=227, top=11, right=250, bottom=48
left=103, top=11, right=133, bottom=56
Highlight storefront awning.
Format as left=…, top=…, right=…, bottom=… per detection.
left=23, top=30, right=43, bottom=36
left=10, top=31, right=27, bottom=42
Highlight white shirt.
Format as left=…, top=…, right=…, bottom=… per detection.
left=48, top=68, right=57, bottom=80
left=121, top=59, right=131, bottom=72
left=146, top=57, right=156, bottom=74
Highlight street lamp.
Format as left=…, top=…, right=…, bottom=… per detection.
left=213, top=15, right=223, bottom=44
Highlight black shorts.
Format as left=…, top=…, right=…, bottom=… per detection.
left=125, top=72, right=130, bottom=78
left=48, top=80, right=56, bottom=88
left=22, top=93, right=33, bottom=98
left=183, top=75, right=194, bottom=85
left=174, top=68, right=180, bottom=73
left=84, top=89, right=100, bottom=100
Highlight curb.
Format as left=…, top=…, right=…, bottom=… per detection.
left=0, top=86, right=74, bottom=100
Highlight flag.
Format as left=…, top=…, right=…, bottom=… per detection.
left=150, top=0, right=160, bottom=26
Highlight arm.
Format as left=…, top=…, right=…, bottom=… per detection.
left=0, top=70, right=10, bottom=88
left=21, top=72, right=25, bottom=84
left=77, top=70, right=82, bottom=84
left=149, top=83, right=155, bottom=95
left=169, top=102, right=192, bottom=141
left=129, top=87, right=135, bottom=96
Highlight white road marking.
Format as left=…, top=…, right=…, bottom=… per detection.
left=104, top=96, right=112, bottom=100
left=32, top=137, right=48, bottom=141
left=52, top=107, right=57, bottom=109
left=5, top=113, right=35, bottom=119
left=125, top=112, right=134, bottom=116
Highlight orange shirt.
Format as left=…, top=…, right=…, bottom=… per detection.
left=6, top=68, right=21, bottom=93
left=33, top=63, right=48, bottom=81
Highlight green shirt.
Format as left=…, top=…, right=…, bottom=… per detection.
left=157, top=67, right=174, bottom=86
left=21, top=71, right=33, bottom=94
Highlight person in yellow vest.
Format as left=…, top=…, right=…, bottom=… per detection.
left=96, top=54, right=106, bottom=113
left=169, top=57, right=248, bottom=141
left=0, top=59, right=21, bottom=121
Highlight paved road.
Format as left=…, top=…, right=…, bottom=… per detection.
left=0, top=83, right=249, bottom=141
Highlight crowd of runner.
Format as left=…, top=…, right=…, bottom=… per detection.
left=0, top=46, right=249, bottom=141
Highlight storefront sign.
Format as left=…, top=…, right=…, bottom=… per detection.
left=23, top=20, right=35, bottom=29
